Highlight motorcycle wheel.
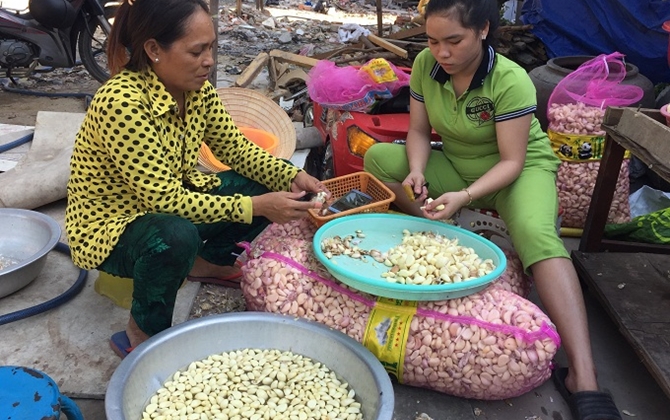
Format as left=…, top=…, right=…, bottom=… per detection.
left=78, top=7, right=117, bottom=83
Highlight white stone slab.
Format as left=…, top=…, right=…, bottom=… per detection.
left=0, top=111, right=84, bottom=209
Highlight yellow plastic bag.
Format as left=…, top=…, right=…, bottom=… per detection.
left=360, top=58, right=398, bottom=84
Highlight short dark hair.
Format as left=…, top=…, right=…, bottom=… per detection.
left=424, top=0, right=499, bottom=45
left=107, top=0, right=210, bottom=76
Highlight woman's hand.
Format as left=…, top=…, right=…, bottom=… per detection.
left=250, top=171, right=331, bottom=224
left=421, top=190, right=470, bottom=220
left=402, top=172, right=428, bottom=202
left=251, top=191, right=324, bottom=225
left=290, top=171, right=330, bottom=197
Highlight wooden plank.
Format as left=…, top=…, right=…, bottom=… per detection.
left=233, top=52, right=269, bottom=88
left=387, top=24, right=426, bottom=40
left=376, top=0, right=383, bottom=36
left=572, top=251, right=670, bottom=399
left=598, top=239, right=670, bottom=254
left=276, top=68, right=308, bottom=89
left=609, top=108, right=670, bottom=183
left=578, top=134, right=626, bottom=252
left=366, top=34, right=409, bottom=59
left=311, top=42, right=364, bottom=60
left=603, top=106, right=664, bottom=126
left=269, top=50, right=319, bottom=69
left=209, top=0, right=220, bottom=87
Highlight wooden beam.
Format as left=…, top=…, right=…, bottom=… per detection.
left=276, top=68, right=308, bottom=89
left=605, top=108, right=670, bottom=183
left=209, top=0, right=219, bottom=87
left=311, top=43, right=363, bottom=60
left=234, top=52, right=269, bottom=88
left=366, top=34, right=408, bottom=59
left=387, top=24, right=426, bottom=40
left=269, top=50, right=319, bottom=69
left=376, top=0, right=383, bottom=36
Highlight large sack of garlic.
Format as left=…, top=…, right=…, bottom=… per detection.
left=239, top=220, right=557, bottom=400
left=547, top=102, right=631, bottom=228
left=555, top=159, right=630, bottom=229
left=545, top=53, right=642, bottom=229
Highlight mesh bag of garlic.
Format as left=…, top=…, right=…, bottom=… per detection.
left=548, top=101, right=631, bottom=228
left=546, top=53, right=641, bottom=229
left=556, top=159, right=630, bottom=229
left=238, top=220, right=558, bottom=400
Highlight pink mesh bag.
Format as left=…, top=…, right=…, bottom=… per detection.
left=548, top=52, right=643, bottom=110
left=306, top=60, right=410, bottom=112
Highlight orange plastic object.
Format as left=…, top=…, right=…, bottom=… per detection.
left=199, top=127, right=280, bottom=172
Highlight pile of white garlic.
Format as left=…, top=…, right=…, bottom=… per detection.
left=141, top=348, right=363, bottom=420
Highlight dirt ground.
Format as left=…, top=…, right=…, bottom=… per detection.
left=0, top=78, right=99, bottom=127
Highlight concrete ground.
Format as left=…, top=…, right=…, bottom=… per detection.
left=2, top=125, right=670, bottom=420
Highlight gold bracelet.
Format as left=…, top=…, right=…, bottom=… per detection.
left=461, top=187, right=473, bottom=206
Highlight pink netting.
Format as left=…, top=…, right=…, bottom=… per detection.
left=548, top=52, right=644, bottom=110
left=306, top=59, right=410, bottom=111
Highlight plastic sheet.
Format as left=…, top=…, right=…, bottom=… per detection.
left=522, top=0, right=670, bottom=84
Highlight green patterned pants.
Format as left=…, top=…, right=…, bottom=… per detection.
left=98, top=171, right=271, bottom=335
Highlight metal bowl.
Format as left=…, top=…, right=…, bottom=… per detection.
left=0, top=208, right=61, bottom=298
left=106, top=312, right=395, bottom=420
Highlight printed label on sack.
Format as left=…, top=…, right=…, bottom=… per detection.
left=548, top=129, right=605, bottom=162
left=362, top=297, right=417, bottom=382
left=548, top=129, right=631, bottom=162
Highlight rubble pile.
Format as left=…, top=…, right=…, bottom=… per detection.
left=1, top=0, right=549, bottom=116
left=218, top=0, right=548, bottom=78
left=218, top=0, right=549, bottom=121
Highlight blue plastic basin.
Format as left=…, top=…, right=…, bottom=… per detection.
left=313, top=213, right=507, bottom=301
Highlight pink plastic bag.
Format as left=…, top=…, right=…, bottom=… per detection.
left=306, top=60, right=410, bottom=112
left=548, top=52, right=643, bottom=110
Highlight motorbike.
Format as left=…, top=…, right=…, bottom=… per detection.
left=0, top=0, right=118, bottom=83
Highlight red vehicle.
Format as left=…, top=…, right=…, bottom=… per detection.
left=304, top=87, right=442, bottom=180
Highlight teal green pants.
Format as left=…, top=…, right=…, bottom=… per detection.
left=98, top=171, right=271, bottom=336
left=364, top=143, right=569, bottom=272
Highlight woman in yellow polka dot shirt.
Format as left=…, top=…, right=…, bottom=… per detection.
left=66, top=0, right=327, bottom=355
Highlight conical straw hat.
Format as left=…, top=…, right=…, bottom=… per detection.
left=198, top=87, right=297, bottom=172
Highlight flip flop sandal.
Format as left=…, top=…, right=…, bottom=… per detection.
left=109, top=331, right=135, bottom=359
left=552, top=365, right=622, bottom=420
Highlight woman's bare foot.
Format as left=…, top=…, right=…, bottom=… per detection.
left=188, top=256, right=241, bottom=279
left=565, top=366, right=599, bottom=393
left=126, top=316, right=149, bottom=348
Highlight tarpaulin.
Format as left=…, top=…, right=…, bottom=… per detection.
left=521, top=0, right=670, bottom=84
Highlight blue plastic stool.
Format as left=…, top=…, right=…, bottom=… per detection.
left=0, top=366, right=84, bottom=420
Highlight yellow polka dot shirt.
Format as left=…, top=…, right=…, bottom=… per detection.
left=66, top=69, right=300, bottom=270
